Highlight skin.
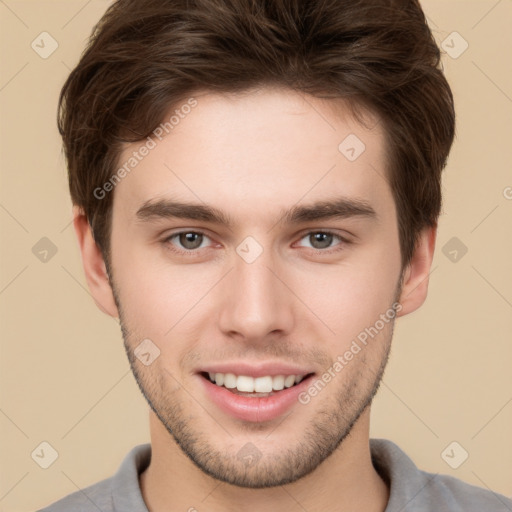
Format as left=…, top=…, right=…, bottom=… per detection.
left=74, top=87, right=436, bottom=512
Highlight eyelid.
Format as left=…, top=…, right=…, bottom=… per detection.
left=162, top=229, right=215, bottom=253
left=162, top=228, right=352, bottom=256
left=294, top=230, right=352, bottom=251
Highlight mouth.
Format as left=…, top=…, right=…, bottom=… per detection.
left=197, top=370, right=316, bottom=422
left=199, top=371, right=315, bottom=397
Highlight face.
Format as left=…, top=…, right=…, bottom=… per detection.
left=108, top=88, right=404, bottom=488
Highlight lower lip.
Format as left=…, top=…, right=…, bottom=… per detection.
left=197, top=374, right=314, bottom=423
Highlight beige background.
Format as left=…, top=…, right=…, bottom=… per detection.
left=0, top=1, right=511, bottom=511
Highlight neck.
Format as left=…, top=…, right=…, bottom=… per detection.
left=139, top=408, right=389, bottom=512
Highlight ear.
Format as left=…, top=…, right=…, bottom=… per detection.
left=72, top=206, right=119, bottom=318
left=396, top=225, right=437, bottom=317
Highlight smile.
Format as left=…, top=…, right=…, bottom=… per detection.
left=197, top=371, right=316, bottom=422
left=205, top=372, right=308, bottom=395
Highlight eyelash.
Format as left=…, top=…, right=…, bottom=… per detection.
left=161, top=230, right=351, bottom=256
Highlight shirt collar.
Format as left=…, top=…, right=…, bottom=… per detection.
left=110, top=439, right=433, bottom=512
left=112, top=443, right=151, bottom=512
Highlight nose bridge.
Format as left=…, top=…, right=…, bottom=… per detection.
left=218, top=247, right=294, bottom=339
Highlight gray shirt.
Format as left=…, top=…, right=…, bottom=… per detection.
left=37, top=438, right=512, bottom=511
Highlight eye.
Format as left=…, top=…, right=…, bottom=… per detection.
left=162, top=229, right=350, bottom=256
left=296, top=231, right=348, bottom=251
left=164, top=231, right=212, bottom=252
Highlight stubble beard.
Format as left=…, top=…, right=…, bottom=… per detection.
left=110, top=271, right=401, bottom=488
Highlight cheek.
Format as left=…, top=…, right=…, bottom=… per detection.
left=111, top=205, right=401, bottom=347
left=291, top=253, right=400, bottom=344
left=113, top=243, right=218, bottom=338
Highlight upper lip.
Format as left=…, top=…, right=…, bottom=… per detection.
left=197, top=361, right=315, bottom=378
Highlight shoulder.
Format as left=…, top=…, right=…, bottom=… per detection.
left=423, top=470, right=512, bottom=511
left=36, top=477, right=114, bottom=512
left=370, top=438, right=512, bottom=511
left=36, top=443, right=151, bottom=512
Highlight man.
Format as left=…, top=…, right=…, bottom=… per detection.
left=39, top=0, right=512, bottom=510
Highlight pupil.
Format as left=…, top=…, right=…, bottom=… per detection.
left=180, top=232, right=202, bottom=249
left=312, top=233, right=332, bottom=249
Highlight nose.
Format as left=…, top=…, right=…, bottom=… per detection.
left=217, top=250, right=295, bottom=342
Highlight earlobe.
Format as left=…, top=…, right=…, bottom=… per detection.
left=396, top=225, right=437, bottom=317
left=72, top=206, right=119, bottom=318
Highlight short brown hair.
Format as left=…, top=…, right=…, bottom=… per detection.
left=58, top=0, right=455, bottom=271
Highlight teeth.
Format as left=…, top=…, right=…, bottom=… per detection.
left=223, top=373, right=237, bottom=389
left=284, top=375, right=295, bottom=388
left=254, top=376, right=273, bottom=393
left=273, top=375, right=285, bottom=391
left=208, top=372, right=308, bottom=392
left=237, top=375, right=254, bottom=392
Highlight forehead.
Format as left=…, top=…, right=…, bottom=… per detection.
left=113, top=88, right=393, bottom=225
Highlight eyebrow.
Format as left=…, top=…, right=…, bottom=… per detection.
left=135, top=196, right=377, bottom=228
